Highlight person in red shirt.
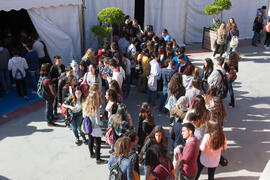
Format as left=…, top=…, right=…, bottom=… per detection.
left=40, top=63, right=57, bottom=126
left=174, top=123, right=200, bottom=180
left=96, top=44, right=109, bottom=63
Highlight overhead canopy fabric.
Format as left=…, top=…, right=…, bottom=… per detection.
left=145, top=0, right=269, bottom=44
left=0, top=0, right=82, bottom=11
left=84, top=0, right=135, bottom=51
left=0, top=0, right=82, bottom=66
left=28, top=5, right=81, bottom=66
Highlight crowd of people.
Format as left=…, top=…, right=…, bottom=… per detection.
left=1, top=7, right=268, bottom=179
left=34, top=15, right=241, bottom=179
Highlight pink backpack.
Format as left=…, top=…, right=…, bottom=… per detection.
left=105, top=126, right=116, bottom=145
left=264, top=24, right=270, bottom=33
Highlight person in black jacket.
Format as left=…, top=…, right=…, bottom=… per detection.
left=252, top=12, right=264, bottom=46
left=137, top=102, right=155, bottom=153
left=57, top=66, right=73, bottom=105
left=50, top=56, right=65, bottom=117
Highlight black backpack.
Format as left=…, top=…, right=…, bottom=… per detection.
left=109, top=159, right=123, bottom=180
left=217, top=70, right=228, bottom=99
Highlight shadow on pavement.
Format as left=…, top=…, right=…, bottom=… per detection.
left=0, top=110, right=55, bottom=141
left=0, top=175, right=11, bottom=180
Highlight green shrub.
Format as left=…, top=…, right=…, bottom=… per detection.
left=214, top=0, right=232, bottom=10
left=91, top=25, right=112, bottom=38
left=205, top=0, right=232, bottom=15
left=205, top=5, right=223, bottom=15
left=97, top=7, right=125, bottom=25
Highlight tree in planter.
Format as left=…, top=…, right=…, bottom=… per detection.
left=91, top=7, right=125, bottom=48
left=205, top=0, right=232, bottom=31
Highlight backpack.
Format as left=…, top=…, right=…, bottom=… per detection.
left=80, top=80, right=89, bottom=96
left=14, top=69, right=24, bottom=80
left=81, top=116, right=92, bottom=134
left=217, top=70, right=228, bottom=99
left=105, top=126, right=117, bottom=145
left=156, top=161, right=174, bottom=180
left=37, top=77, right=48, bottom=99
left=109, top=159, right=123, bottom=180
left=230, top=36, right=239, bottom=48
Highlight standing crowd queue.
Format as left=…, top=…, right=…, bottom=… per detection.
left=1, top=7, right=268, bottom=179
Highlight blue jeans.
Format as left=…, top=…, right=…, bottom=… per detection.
left=144, top=164, right=148, bottom=180
left=0, top=70, right=11, bottom=92
left=28, top=69, right=39, bottom=91
left=147, top=89, right=157, bottom=107
left=70, top=112, right=85, bottom=140
left=227, top=78, right=234, bottom=98
left=159, top=87, right=168, bottom=111
left=225, top=41, right=236, bottom=56
left=252, top=31, right=259, bottom=44
left=45, top=98, right=54, bottom=123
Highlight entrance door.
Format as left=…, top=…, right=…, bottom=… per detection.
left=134, top=0, right=145, bottom=28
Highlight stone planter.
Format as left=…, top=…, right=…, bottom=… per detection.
left=202, top=27, right=217, bottom=51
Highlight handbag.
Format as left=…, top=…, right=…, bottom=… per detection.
left=219, top=155, right=228, bottom=167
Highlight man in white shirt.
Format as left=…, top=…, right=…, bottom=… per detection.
left=127, top=37, right=138, bottom=59
left=147, top=52, right=161, bottom=107
left=108, top=59, right=125, bottom=88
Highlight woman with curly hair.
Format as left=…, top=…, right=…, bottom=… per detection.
left=210, top=96, right=227, bottom=126
left=196, top=120, right=227, bottom=180
left=166, top=72, right=186, bottom=112
left=184, top=95, right=210, bottom=141
left=137, top=102, right=155, bottom=152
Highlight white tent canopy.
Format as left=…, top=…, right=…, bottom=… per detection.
left=0, top=0, right=82, bottom=11
left=145, top=0, right=269, bottom=44
left=0, top=0, right=82, bottom=66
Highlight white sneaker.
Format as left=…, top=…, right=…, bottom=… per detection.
left=264, top=45, right=267, bottom=48
left=266, top=47, right=270, bottom=50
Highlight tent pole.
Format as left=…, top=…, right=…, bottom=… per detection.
left=183, top=0, right=189, bottom=44
left=79, top=0, right=86, bottom=56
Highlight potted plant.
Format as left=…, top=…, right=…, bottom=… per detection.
left=91, top=7, right=125, bottom=48
left=202, top=0, right=232, bottom=51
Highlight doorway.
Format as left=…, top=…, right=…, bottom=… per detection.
left=0, top=9, right=36, bottom=50
left=134, top=0, right=145, bottom=28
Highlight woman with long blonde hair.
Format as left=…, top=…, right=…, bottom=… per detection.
left=213, top=22, right=227, bottom=57
left=82, top=48, right=97, bottom=65
left=83, top=85, right=107, bottom=164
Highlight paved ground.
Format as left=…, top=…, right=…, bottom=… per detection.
left=0, top=43, right=270, bottom=180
